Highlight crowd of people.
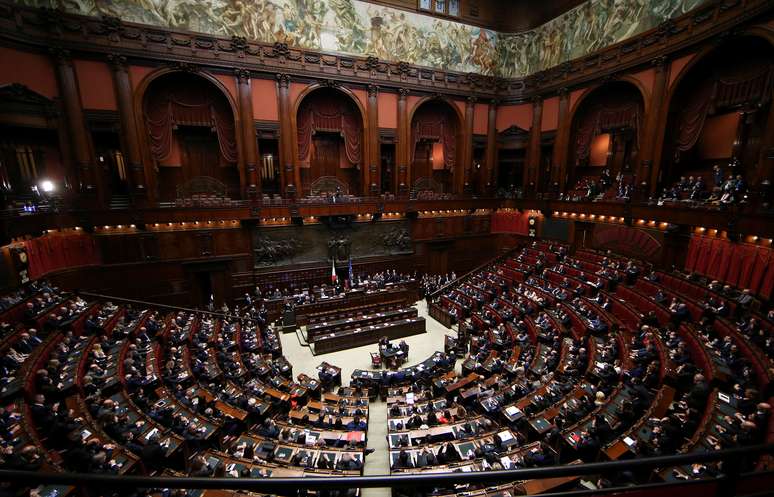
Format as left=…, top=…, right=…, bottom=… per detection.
left=659, top=165, right=748, bottom=206
left=418, top=241, right=771, bottom=492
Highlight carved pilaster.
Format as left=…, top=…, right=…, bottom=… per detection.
left=367, top=85, right=379, bottom=194
left=275, top=73, right=290, bottom=89
left=485, top=99, right=498, bottom=194
left=276, top=73, right=294, bottom=194
left=236, top=68, right=258, bottom=198
left=397, top=88, right=409, bottom=191
left=235, top=68, right=251, bottom=82
left=108, top=52, right=146, bottom=198
left=52, top=47, right=103, bottom=203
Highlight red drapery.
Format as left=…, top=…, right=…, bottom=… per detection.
left=411, top=109, right=457, bottom=169
left=674, top=82, right=713, bottom=153
left=144, top=79, right=237, bottom=163
left=574, top=103, right=640, bottom=160
left=674, top=66, right=772, bottom=155
left=714, top=67, right=772, bottom=109
left=24, top=234, right=100, bottom=280
left=491, top=211, right=529, bottom=235
left=684, top=235, right=773, bottom=297
left=297, top=96, right=362, bottom=166
left=760, top=261, right=774, bottom=300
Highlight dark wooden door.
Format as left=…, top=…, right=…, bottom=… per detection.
left=182, top=130, right=220, bottom=180
left=412, top=142, right=432, bottom=185
left=312, top=134, right=340, bottom=179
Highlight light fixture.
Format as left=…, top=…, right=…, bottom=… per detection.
left=40, top=180, right=55, bottom=193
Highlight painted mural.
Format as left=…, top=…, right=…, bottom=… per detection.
left=497, top=0, right=707, bottom=77
left=16, top=0, right=707, bottom=77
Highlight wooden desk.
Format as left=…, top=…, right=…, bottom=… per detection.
left=312, top=318, right=426, bottom=355
left=445, top=373, right=481, bottom=395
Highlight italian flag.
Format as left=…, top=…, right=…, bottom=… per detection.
left=331, top=259, right=337, bottom=284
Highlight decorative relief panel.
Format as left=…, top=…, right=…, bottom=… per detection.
left=252, top=219, right=413, bottom=267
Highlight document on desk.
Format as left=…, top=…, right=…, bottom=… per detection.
left=497, top=430, right=514, bottom=443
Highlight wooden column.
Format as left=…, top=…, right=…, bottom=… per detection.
left=107, top=54, right=147, bottom=201
left=757, top=99, right=774, bottom=188
left=52, top=48, right=102, bottom=204
left=367, top=84, right=379, bottom=195
left=276, top=73, right=296, bottom=196
left=461, top=96, right=476, bottom=194
left=397, top=88, right=409, bottom=195
left=485, top=99, right=498, bottom=194
left=526, top=96, right=543, bottom=192
left=639, top=56, right=669, bottom=195
left=235, top=69, right=259, bottom=199
left=551, top=88, right=571, bottom=192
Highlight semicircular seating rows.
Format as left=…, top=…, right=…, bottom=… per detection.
left=0, top=240, right=772, bottom=497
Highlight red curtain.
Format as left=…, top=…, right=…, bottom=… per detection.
left=411, top=105, right=457, bottom=170
left=685, top=236, right=700, bottom=273
left=674, top=82, right=713, bottom=153
left=715, top=67, right=772, bottom=109
left=726, top=243, right=744, bottom=287
left=575, top=103, right=640, bottom=160
left=491, top=211, right=529, bottom=235
left=705, top=238, right=726, bottom=280
left=296, top=94, right=362, bottom=166
left=716, top=240, right=735, bottom=283
left=760, top=263, right=774, bottom=300
left=144, top=78, right=237, bottom=163
left=686, top=235, right=773, bottom=296
left=737, top=245, right=758, bottom=290
left=748, top=247, right=771, bottom=294
left=24, top=234, right=100, bottom=280
left=694, top=237, right=712, bottom=274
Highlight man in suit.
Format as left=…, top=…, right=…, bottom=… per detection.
left=141, top=432, right=167, bottom=471
left=687, top=374, right=710, bottom=409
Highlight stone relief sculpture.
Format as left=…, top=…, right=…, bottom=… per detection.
left=254, top=236, right=300, bottom=266
left=327, top=236, right=352, bottom=262
left=382, top=228, right=412, bottom=252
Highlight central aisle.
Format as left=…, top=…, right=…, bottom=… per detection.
left=279, top=300, right=459, bottom=497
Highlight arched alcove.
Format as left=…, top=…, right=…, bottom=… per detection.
left=662, top=36, right=773, bottom=190
left=567, top=81, right=645, bottom=196
left=294, top=87, right=365, bottom=196
left=409, top=99, right=463, bottom=194
left=140, top=71, right=240, bottom=202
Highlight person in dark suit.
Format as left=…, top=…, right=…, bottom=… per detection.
left=141, top=433, right=167, bottom=471
left=394, top=449, right=413, bottom=469
left=687, top=374, right=710, bottom=409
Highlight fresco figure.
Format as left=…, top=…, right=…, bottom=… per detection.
left=16, top=0, right=708, bottom=78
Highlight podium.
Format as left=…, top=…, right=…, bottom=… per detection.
left=281, top=308, right=297, bottom=333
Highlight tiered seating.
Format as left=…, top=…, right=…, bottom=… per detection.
left=0, top=242, right=772, bottom=496
left=410, top=241, right=771, bottom=493
left=0, top=286, right=380, bottom=497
